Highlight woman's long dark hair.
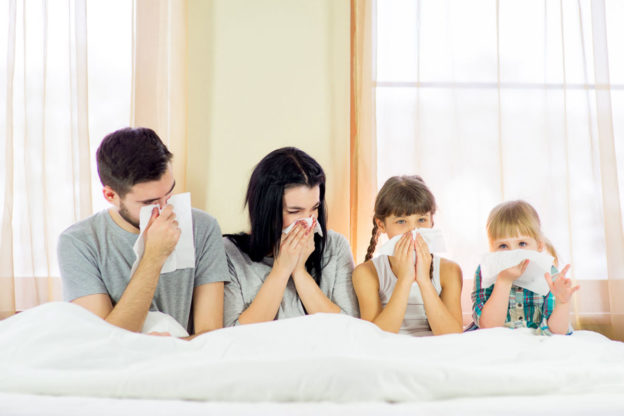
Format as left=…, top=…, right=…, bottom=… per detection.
left=225, top=147, right=328, bottom=284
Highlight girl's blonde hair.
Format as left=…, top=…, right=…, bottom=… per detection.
left=364, top=175, right=436, bottom=261
left=486, top=200, right=558, bottom=265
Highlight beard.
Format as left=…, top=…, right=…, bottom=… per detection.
left=118, top=201, right=141, bottom=229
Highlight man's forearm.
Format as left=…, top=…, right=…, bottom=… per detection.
left=105, top=253, right=165, bottom=332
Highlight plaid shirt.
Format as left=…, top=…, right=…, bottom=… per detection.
left=471, top=265, right=559, bottom=334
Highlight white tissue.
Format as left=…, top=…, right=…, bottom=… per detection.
left=282, top=216, right=323, bottom=237
left=377, top=228, right=447, bottom=259
left=130, top=192, right=195, bottom=276
left=480, top=249, right=554, bottom=296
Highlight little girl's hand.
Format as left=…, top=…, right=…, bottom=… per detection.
left=498, top=259, right=529, bottom=284
left=414, top=233, right=432, bottom=284
left=393, top=232, right=415, bottom=282
left=545, top=264, right=580, bottom=304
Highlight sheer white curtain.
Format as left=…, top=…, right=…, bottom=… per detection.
left=0, top=0, right=188, bottom=318
left=373, top=0, right=623, bottom=336
left=0, top=0, right=132, bottom=317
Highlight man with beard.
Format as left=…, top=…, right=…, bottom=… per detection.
left=57, top=127, right=229, bottom=338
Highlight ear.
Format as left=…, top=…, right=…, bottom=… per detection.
left=102, top=186, right=119, bottom=206
left=375, top=217, right=385, bottom=234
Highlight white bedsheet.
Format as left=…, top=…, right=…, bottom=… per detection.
left=0, top=302, right=623, bottom=403
left=2, top=392, right=624, bottom=416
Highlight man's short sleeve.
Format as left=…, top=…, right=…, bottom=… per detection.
left=57, top=232, right=107, bottom=301
left=192, top=210, right=230, bottom=287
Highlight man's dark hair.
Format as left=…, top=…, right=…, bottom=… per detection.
left=96, top=127, right=173, bottom=197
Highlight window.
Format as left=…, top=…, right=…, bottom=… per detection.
left=375, top=0, right=624, bottom=279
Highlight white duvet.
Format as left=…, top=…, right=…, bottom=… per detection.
left=0, top=302, right=623, bottom=402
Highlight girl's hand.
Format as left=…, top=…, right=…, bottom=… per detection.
left=414, top=233, right=432, bottom=284
left=545, top=264, right=580, bottom=304
left=497, top=259, right=529, bottom=284
left=275, top=221, right=308, bottom=275
left=392, top=232, right=415, bottom=282
left=294, top=218, right=316, bottom=274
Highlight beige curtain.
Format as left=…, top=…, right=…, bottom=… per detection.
left=589, top=0, right=624, bottom=341
left=132, top=0, right=188, bottom=192
left=1, top=0, right=91, bottom=318
left=349, top=0, right=377, bottom=263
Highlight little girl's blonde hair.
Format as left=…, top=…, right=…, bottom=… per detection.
left=364, top=175, right=436, bottom=262
left=486, top=200, right=558, bottom=266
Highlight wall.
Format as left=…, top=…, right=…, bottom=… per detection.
left=186, top=0, right=350, bottom=237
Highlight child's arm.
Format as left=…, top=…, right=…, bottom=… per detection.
left=352, top=233, right=415, bottom=333
left=545, top=265, right=580, bottom=334
left=413, top=235, right=463, bottom=334
left=478, top=259, right=529, bottom=328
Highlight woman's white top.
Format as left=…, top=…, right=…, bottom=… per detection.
left=371, top=254, right=442, bottom=336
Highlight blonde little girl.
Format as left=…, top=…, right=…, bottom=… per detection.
left=471, top=200, right=579, bottom=334
left=352, top=176, right=463, bottom=336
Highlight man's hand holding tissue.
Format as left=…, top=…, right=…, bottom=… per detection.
left=102, top=204, right=181, bottom=334
left=143, top=205, right=181, bottom=263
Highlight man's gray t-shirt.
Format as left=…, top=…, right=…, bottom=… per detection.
left=223, top=230, right=360, bottom=326
left=57, top=209, right=229, bottom=332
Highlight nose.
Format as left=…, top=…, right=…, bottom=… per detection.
left=157, top=195, right=171, bottom=209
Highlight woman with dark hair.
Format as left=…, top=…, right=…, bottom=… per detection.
left=223, top=147, right=359, bottom=326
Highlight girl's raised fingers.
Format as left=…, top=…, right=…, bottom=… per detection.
left=559, top=264, right=571, bottom=278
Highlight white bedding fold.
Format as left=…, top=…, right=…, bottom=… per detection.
left=0, top=302, right=623, bottom=402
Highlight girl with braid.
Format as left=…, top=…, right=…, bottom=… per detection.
left=352, top=176, right=463, bottom=336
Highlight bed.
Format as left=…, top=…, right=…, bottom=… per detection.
left=1, top=302, right=623, bottom=415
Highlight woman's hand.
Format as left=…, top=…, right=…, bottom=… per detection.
left=497, top=259, right=529, bottom=284
left=294, top=218, right=316, bottom=274
left=274, top=221, right=308, bottom=276
left=545, top=264, right=579, bottom=304
left=414, top=233, right=432, bottom=284
left=392, top=232, right=415, bottom=283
